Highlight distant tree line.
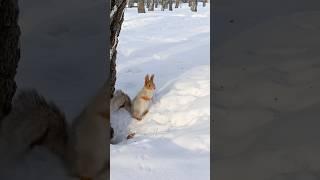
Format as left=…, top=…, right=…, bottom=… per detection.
left=128, top=0, right=208, bottom=13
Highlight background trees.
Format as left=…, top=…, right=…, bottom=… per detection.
left=128, top=0, right=207, bottom=12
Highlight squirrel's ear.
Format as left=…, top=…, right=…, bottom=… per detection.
left=150, top=74, right=154, bottom=81
left=145, top=74, right=149, bottom=82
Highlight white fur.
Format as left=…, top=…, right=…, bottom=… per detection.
left=110, top=90, right=132, bottom=144
left=131, top=87, right=154, bottom=119
left=67, top=82, right=108, bottom=179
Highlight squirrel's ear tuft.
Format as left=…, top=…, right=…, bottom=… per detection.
left=150, top=74, right=154, bottom=81
left=145, top=74, right=149, bottom=83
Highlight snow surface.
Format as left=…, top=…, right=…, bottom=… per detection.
left=214, top=1, right=320, bottom=179
left=0, top=2, right=210, bottom=179
left=111, top=4, right=210, bottom=180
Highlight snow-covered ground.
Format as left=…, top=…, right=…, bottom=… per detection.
left=214, top=1, right=320, bottom=179
left=111, top=4, right=210, bottom=180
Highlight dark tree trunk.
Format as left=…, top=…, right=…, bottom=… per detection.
left=146, top=0, right=150, bottom=9
left=202, top=0, right=206, bottom=7
left=0, top=0, right=20, bottom=121
left=155, top=0, right=158, bottom=8
left=161, top=0, right=165, bottom=11
left=161, top=0, right=168, bottom=10
left=148, top=0, right=154, bottom=11
left=110, top=0, right=127, bottom=97
left=138, top=0, right=146, bottom=13
left=175, top=0, right=179, bottom=8
left=190, top=0, right=197, bottom=12
left=188, top=0, right=192, bottom=7
left=169, top=0, right=173, bottom=11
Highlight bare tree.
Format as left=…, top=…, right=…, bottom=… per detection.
left=188, top=0, right=192, bottom=7
left=110, top=0, right=127, bottom=96
left=138, top=0, right=146, bottom=13
left=161, top=0, right=168, bottom=10
left=146, top=0, right=150, bottom=9
left=161, top=0, right=165, bottom=11
left=169, top=0, right=173, bottom=11
left=175, top=0, right=180, bottom=8
left=128, top=0, right=135, bottom=8
left=155, top=0, right=159, bottom=8
left=202, top=0, right=206, bottom=7
left=148, top=0, right=155, bottom=11
left=0, top=0, right=21, bottom=121
left=190, top=0, right=197, bottom=12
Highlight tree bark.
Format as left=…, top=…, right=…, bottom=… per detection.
left=155, top=0, right=158, bottom=8
left=110, top=0, right=127, bottom=97
left=169, top=0, right=173, bottom=11
left=137, top=0, right=146, bottom=13
left=0, top=0, right=21, bottom=121
left=161, top=0, right=168, bottom=10
left=148, top=0, right=154, bottom=11
left=128, top=0, right=134, bottom=8
left=175, top=0, right=179, bottom=8
left=190, top=0, right=197, bottom=12
left=146, top=0, right=150, bottom=9
left=202, top=0, right=206, bottom=7
left=161, top=0, right=164, bottom=11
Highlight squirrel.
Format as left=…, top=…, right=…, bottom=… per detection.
left=0, top=89, right=68, bottom=169
left=110, top=89, right=133, bottom=144
left=131, top=74, right=156, bottom=121
left=0, top=82, right=111, bottom=180
left=0, top=80, right=143, bottom=179
left=66, top=81, right=109, bottom=180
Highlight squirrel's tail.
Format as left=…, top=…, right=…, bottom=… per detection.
left=0, top=89, right=68, bottom=160
left=111, top=90, right=131, bottom=113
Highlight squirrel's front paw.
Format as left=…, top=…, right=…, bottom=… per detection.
left=127, top=132, right=136, bottom=139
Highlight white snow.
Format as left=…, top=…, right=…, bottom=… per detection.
left=111, top=4, right=210, bottom=180
left=214, top=1, right=320, bottom=179
left=0, top=2, right=210, bottom=180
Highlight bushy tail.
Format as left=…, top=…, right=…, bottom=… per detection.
left=0, top=89, right=68, bottom=161
left=111, top=90, right=131, bottom=113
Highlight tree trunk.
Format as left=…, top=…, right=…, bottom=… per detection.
left=155, top=0, right=158, bottom=8
left=188, top=0, right=192, bottom=7
left=162, top=0, right=168, bottom=10
left=0, top=0, right=21, bottom=121
left=175, top=0, right=179, bottom=8
left=146, top=0, right=150, bottom=9
left=190, top=0, right=197, bottom=12
left=128, top=0, right=134, bottom=8
left=138, top=0, right=146, bottom=13
left=169, top=0, right=173, bottom=11
left=202, top=0, right=206, bottom=7
left=161, top=0, right=165, bottom=11
left=148, top=0, right=154, bottom=11
left=110, top=0, right=127, bottom=97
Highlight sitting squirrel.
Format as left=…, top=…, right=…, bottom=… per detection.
left=131, top=74, right=156, bottom=121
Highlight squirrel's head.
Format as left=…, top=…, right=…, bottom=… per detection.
left=144, top=74, right=156, bottom=90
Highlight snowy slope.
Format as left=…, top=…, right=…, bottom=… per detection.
left=111, top=4, right=210, bottom=180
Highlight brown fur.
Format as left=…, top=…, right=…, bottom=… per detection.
left=140, top=96, right=151, bottom=101
left=144, top=74, right=156, bottom=90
